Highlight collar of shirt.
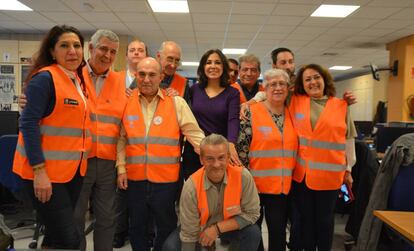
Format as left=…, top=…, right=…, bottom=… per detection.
left=86, top=60, right=109, bottom=78
left=203, top=169, right=228, bottom=191
left=56, top=64, right=79, bottom=83
left=137, top=88, right=165, bottom=103
left=161, top=74, right=174, bottom=87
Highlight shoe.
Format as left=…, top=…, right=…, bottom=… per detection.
left=113, top=234, right=125, bottom=248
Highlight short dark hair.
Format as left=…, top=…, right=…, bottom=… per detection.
left=271, top=47, right=294, bottom=65
left=294, top=64, right=336, bottom=97
left=25, top=25, right=85, bottom=87
left=228, top=58, right=239, bottom=66
left=197, top=49, right=230, bottom=88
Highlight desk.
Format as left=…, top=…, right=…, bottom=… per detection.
left=374, top=210, right=414, bottom=244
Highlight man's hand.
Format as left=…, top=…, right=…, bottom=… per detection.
left=343, top=91, right=357, bottom=106
left=18, top=94, right=27, bottom=111
left=240, top=103, right=250, bottom=121
left=165, top=87, right=179, bottom=97
left=117, top=173, right=128, bottom=190
left=33, top=167, right=52, bottom=203
left=199, top=225, right=218, bottom=247
left=125, top=88, right=133, bottom=98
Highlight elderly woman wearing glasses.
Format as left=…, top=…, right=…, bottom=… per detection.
left=237, top=68, right=298, bottom=251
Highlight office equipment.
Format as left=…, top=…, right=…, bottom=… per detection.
left=376, top=127, right=414, bottom=153
left=354, top=121, right=373, bottom=138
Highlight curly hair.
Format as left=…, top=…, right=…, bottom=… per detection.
left=294, top=63, right=336, bottom=97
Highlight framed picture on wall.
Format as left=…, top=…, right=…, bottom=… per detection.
left=21, top=64, right=31, bottom=90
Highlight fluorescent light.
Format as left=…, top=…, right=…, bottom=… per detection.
left=0, top=0, right=32, bottom=11
left=222, top=48, right=247, bottom=55
left=329, top=66, right=352, bottom=70
left=148, top=0, right=189, bottom=13
left=311, top=5, right=359, bottom=18
left=182, top=62, right=199, bottom=66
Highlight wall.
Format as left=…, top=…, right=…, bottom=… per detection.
left=335, top=71, right=389, bottom=121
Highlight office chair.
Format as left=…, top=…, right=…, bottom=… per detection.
left=0, top=134, right=44, bottom=249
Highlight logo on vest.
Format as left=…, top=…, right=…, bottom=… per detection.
left=153, top=116, right=163, bottom=125
left=64, top=98, right=79, bottom=106
left=127, top=115, right=139, bottom=128
left=295, top=113, right=304, bottom=120
left=258, top=126, right=272, bottom=137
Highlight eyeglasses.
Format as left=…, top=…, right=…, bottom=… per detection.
left=165, top=56, right=181, bottom=66
left=267, top=81, right=288, bottom=89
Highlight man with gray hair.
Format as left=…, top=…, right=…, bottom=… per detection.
left=156, top=41, right=190, bottom=102
left=231, top=54, right=264, bottom=104
left=163, top=133, right=261, bottom=251
left=75, top=29, right=126, bottom=251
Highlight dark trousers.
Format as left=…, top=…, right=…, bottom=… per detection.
left=182, top=141, right=201, bottom=180
left=127, top=180, right=178, bottom=251
left=288, top=185, right=302, bottom=251
left=294, top=181, right=339, bottom=251
left=24, top=169, right=82, bottom=249
left=163, top=224, right=261, bottom=251
left=75, top=157, right=117, bottom=251
left=114, top=188, right=129, bottom=238
left=256, top=193, right=288, bottom=251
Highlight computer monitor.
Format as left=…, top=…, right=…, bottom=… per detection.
left=376, top=126, right=414, bottom=153
left=354, top=121, right=373, bottom=138
left=0, top=111, right=19, bottom=136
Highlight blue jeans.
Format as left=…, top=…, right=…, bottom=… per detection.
left=163, top=224, right=261, bottom=251
left=127, top=180, right=178, bottom=251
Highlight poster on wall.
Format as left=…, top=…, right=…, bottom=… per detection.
left=0, top=65, right=16, bottom=111
left=21, top=64, right=31, bottom=89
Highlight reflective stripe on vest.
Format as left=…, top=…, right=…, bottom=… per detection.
left=289, top=95, right=347, bottom=190
left=192, top=165, right=242, bottom=228
left=123, top=89, right=181, bottom=183
left=13, top=64, right=91, bottom=182
left=83, top=68, right=126, bottom=160
left=248, top=102, right=298, bottom=195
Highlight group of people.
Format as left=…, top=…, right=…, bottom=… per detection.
left=13, top=24, right=357, bottom=251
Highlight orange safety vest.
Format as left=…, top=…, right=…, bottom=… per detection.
left=13, top=64, right=91, bottom=182
left=230, top=82, right=264, bottom=104
left=249, top=102, right=298, bottom=195
left=192, top=165, right=242, bottom=228
left=123, top=89, right=181, bottom=183
left=83, top=67, right=126, bottom=160
left=289, top=95, right=347, bottom=190
left=169, top=73, right=187, bottom=97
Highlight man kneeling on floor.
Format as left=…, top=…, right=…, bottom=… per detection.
left=163, top=134, right=261, bottom=251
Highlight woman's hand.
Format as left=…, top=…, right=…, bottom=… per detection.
left=229, top=143, right=242, bottom=166
left=343, top=171, right=353, bottom=188
left=33, top=166, right=52, bottom=203
left=239, top=103, right=250, bottom=121
left=117, top=173, right=128, bottom=190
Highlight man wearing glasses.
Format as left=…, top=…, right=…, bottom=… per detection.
left=156, top=41, right=190, bottom=102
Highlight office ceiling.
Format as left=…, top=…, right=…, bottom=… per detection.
left=1, top=0, right=414, bottom=77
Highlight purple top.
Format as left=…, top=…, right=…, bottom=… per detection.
left=190, top=84, right=240, bottom=143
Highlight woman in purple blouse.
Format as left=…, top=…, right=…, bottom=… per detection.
left=182, top=49, right=241, bottom=179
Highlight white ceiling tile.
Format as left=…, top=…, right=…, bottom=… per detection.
left=194, top=23, right=226, bottom=32
left=223, top=40, right=251, bottom=47
left=227, top=32, right=256, bottom=39
left=324, top=27, right=364, bottom=36
left=230, top=14, right=268, bottom=24
left=388, top=8, right=414, bottom=20
left=104, top=0, right=150, bottom=12
left=228, top=24, right=262, bottom=32
left=0, top=21, right=36, bottom=31
left=291, top=26, right=328, bottom=35
left=196, top=31, right=224, bottom=39
left=252, top=39, right=281, bottom=46
left=367, top=0, right=414, bottom=7
left=40, top=11, right=84, bottom=22
left=69, top=22, right=97, bottom=32
left=93, top=22, right=130, bottom=33
left=267, top=15, right=306, bottom=26
left=301, top=17, right=342, bottom=27
left=281, top=40, right=311, bottom=47
left=345, top=35, right=381, bottom=43
left=350, top=7, right=401, bottom=18
left=256, top=32, right=289, bottom=40
left=0, top=13, right=15, bottom=21
left=77, top=12, right=120, bottom=22
left=60, top=0, right=110, bottom=12
left=285, top=32, right=319, bottom=41
left=370, top=19, right=413, bottom=29
left=191, top=14, right=228, bottom=24
left=358, top=28, right=395, bottom=37
left=159, top=22, right=193, bottom=31
left=279, top=0, right=323, bottom=3
left=232, top=3, right=276, bottom=15
left=27, top=22, right=58, bottom=31
left=189, top=2, right=233, bottom=14
left=261, top=25, right=296, bottom=34
left=20, top=0, right=71, bottom=11
left=164, top=31, right=195, bottom=38
left=335, top=18, right=380, bottom=29
left=116, top=12, right=156, bottom=23
left=272, top=4, right=319, bottom=16
left=125, top=22, right=161, bottom=32
left=154, top=13, right=192, bottom=23
left=3, top=11, right=52, bottom=22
